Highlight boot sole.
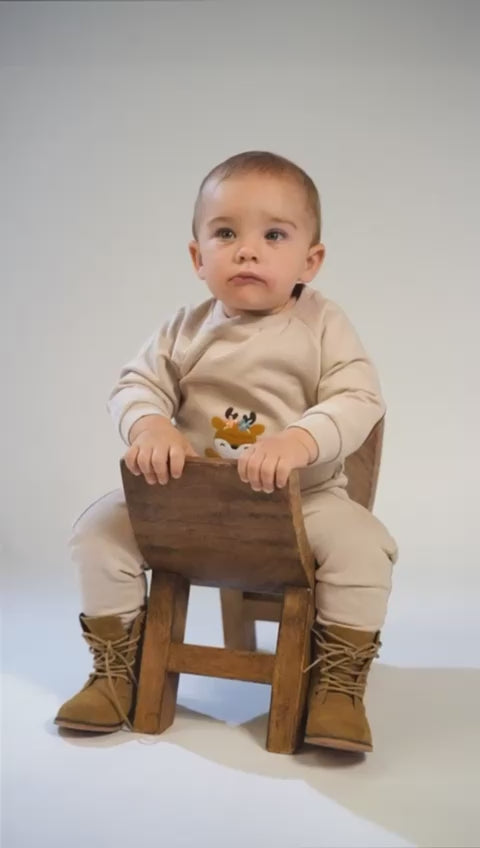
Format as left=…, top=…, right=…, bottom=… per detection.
left=306, top=734, right=372, bottom=753
left=54, top=717, right=124, bottom=733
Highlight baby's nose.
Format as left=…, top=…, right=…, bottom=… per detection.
left=237, top=244, right=258, bottom=260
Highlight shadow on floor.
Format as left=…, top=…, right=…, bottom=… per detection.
left=4, top=586, right=479, bottom=846
left=55, top=663, right=480, bottom=848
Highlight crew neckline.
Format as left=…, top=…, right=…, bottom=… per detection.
left=208, top=285, right=309, bottom=330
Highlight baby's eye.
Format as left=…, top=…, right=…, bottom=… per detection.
left=265, top=230, right=286, bottom=241
left=214, top=228, right=235, bottom=239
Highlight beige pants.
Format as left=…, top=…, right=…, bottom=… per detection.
left=69, top=486, right=398, bottom=632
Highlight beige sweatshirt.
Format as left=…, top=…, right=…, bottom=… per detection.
left=107, top=285, right=386, bottom=493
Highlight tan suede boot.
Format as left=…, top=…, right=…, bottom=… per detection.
left=54, top=609, right=145, bottom=733
left=304, top=624, right=381, bottom=753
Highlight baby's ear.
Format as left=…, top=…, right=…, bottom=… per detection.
left=299, top=242, right=325, bottom=282
left=188, top=240, right=206, bottom=279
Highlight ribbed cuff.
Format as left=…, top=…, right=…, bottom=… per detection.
left=120, top=405, right=171, bottom=446
left=286, top=412, right=341, bottom=465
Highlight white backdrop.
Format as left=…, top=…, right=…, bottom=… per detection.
left=2, top=4, right=480, bottom=848
left=2, top=1, right=478, bottom=597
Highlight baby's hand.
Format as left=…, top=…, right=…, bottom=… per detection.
left=237, top=427, right=318, bottom=493
left=124, top=415, right=199, bottom=485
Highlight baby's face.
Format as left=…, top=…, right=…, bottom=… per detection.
left=189, top=174, right=324, bottom=317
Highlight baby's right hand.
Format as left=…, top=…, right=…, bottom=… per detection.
left=124, top=415, right=199, bottom=485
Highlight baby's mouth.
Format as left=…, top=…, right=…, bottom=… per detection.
left=230, top=274, right=266, bottom=285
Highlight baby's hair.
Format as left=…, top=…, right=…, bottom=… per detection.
left=191, top=150, right=321, bottom=246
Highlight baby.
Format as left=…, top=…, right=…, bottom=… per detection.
left=55, top=150, right=398, bottom=753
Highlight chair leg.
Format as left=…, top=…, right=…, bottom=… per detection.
left=220, top=588, right=257, bottom=651
left=133, top=571, right=189, bottom=734
left=266, top=586, right=313, bottom=754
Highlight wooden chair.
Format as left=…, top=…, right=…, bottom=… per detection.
left=120, top=415, right=384, bottom=753
left=221, top=415, right=385, bottom=652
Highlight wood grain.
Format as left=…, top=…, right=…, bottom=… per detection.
left=121, top=456, right=315, bottom=593
left=133, top=571, right=189, bottom=734
left=267, top=586, right=314, bottom=753
left=168, top=644, right=274, bottom=684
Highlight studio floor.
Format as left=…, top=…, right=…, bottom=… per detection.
left=2, top=554, right=480, bottom=848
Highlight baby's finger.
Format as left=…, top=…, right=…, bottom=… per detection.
left=259, top=454, right=279, bottom=493
left=169, top=445, right=186, bottom=479
left=151, top=446, right=170, bottom=485
left=275, top=458, right=291, bottom=489
left=237, top=446, right=254, bottom=482
left=137, top=450, right=159, bottom=486
left=185, top=443, right=200, bottom=458
left=124, top=446, right=141, bottom=476
left=246, top=450, right=265, bottom=492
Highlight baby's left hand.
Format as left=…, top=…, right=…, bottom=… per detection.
left=237, top=428, right=318, bottom=493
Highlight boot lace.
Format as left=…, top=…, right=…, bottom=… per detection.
left=84, top=628, right=142, bottom=731
left=304, top=627, right=380, bottom=698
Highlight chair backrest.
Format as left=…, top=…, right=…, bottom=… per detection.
left=344, top=416, right=384, bottom=511
left=121, top=457, right=315, bottom=593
